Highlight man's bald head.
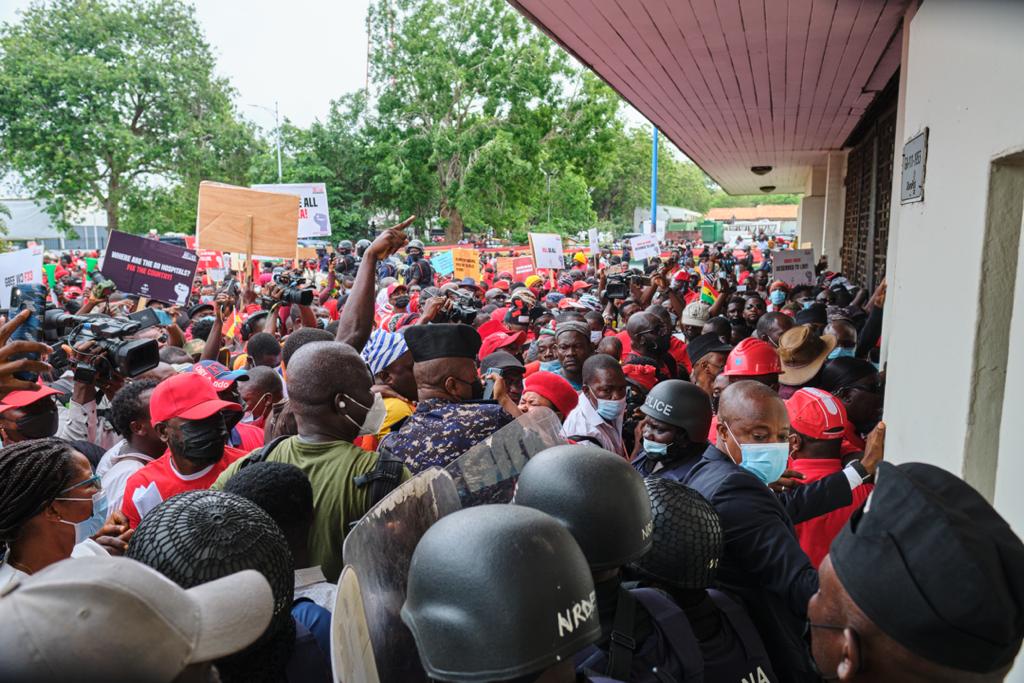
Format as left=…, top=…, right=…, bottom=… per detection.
left=287, top=341, right=372, bottom=414
left=626, top=311, right=654, bottom=339
left=718, top=380, right=786, bottom=427
left=238, top=366, right=283, bottom=405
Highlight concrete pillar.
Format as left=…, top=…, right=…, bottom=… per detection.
left=820, top=151, right=847, bottom=266
left=798, top=165, right=827, bottom=257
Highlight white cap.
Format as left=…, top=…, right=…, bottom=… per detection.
left=0, top=556, right=274, bottom=683
left=682, top=301, right=711, bottom=327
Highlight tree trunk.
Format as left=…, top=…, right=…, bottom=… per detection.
left=106, top=202, right=118, bottom=234
left=440, top=199, right=464, bottom=243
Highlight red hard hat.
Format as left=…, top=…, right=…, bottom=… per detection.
left=722, top=337, right=781, bottom=377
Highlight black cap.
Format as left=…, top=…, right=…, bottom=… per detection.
left=686, top=332, right=733, bottom=366
left=480, top=350, right=524, bottom=374
left=405, top=323, right=481, bottom=362
left=830, top=462, right=1024, bottom=673
left=188, top=303, right=214, bottom=318
left=795, top=303, right=827, bottom=326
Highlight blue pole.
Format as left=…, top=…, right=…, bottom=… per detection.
left=650, top=126, right=659, bottom=236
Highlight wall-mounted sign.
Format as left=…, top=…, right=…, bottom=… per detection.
left=901, top=129, right=928, bottom=204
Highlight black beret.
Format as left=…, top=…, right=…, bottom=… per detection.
left=830, top=462, right=1024, bottom=673
left=795, top=303, right=827, bottom=326
left=686, top=332, right=733, bottom=366
left=188, top=303, right=213, bottom=318
left=405, top=323, right=481, bottom=363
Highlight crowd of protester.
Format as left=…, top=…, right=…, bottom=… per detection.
left=0, top=223, right=1021, bottom=683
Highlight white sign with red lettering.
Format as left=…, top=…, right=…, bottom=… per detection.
left=629, top=234, right=660, bottom=260
left=530, top=233, right=565, bottom=270
left=252, top=182, right=331, bottom=238
left=772, top=248, right=816, bottom=287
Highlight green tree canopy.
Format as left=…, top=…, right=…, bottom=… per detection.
left=0, top=0, right=257, bottom=234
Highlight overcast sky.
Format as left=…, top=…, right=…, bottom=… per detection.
left=0, top=0, right=649, bottom=135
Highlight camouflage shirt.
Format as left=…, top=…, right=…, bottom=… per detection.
left=379, top=398, right=513, bottom=473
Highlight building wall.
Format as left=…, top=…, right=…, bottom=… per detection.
left=885, top=1, right=1024, bottom=530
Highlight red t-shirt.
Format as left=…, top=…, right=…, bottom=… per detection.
left=233, top=422, right=265, bottom=453
left=790, top=457, right=873, bottom=567
left=121, top=448, right=248, bottom=529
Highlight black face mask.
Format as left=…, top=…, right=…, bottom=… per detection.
left=394, top=296, right=411, bottom=309
left=469, top=378, right=484, bottom=401
left=173, top=416, right=228, bottom=464
left=16, top=409, right=59, bottom=439
left=409, top=253, right=421, bottom=262
left=220, top=408, right=243, bottom=432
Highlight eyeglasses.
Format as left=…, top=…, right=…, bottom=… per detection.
left=59, top=474, right=101, bottom=494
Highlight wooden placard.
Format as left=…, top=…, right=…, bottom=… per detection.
left=196, top=181, right=300, bottom=259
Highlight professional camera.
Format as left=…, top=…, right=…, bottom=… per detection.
left=43, top=311, right=159, bottom=383
left=261, top=273, right=314, bottom=307
left=441, top=289, right=482, bottom=325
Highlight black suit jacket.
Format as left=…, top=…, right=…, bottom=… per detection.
left=683, top=445, right=831, bottom=682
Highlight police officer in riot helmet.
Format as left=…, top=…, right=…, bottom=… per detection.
left=335, top=239, right=358, bottom=277
left=632, top=380, right=713, bottom=482
left=514, top=444, right=703, bottom=683
left=405, top=239, right=434, bottom=287
left=402, top=505, right=609, bottom=683
left=337, top=239, right=354, bottom=255
left=355, top=239, right=371, bottom=259
left=633, top=477, right=778, bottom=682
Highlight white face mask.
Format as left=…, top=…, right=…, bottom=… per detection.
left=343, top=392, right=388, bottom=436
left=589, top=330, right=602, bottom=343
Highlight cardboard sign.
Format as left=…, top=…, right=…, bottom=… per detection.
left=588, top=228, right=600, bottom=256
left=0, top=247, right=44, bottom=307
left=529, top=233, right=564, bottom=270
left=494, top=257, right=514, bottom=276
left=431, top=250, right=454, bottom=276
left=196, top=181, right=300, bottom=258
left=629, top=234, right=660, bottom=260
left=252, top=182, right=331, bottom=238
left=101, top=230, right=199, bottom=305
left=772, top=248, right=816, bottom=288
left=452, top=248, right=480, bottom=282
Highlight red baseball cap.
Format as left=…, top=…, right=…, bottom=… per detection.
left=572, top=280, right=592, bottom=292
left=479, top=330, right=526, bottom=360
left=476, top=319, right=510, bottom=340
left=622, top=364, right=658, bottom=392
left=722, top=338, right=782, bottom=376
left=492, top=280, right=510, bottom=292
left=523, top=371, right=578, bottom=419
left=786, top=388, right=847, bottom=439
left=150, top=373, right=242, bottom=424
left=0, top=385, right=62, bottom=414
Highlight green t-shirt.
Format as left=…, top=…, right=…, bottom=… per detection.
left=213, top=436, right=411, bottom=583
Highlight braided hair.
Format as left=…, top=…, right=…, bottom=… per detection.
left=0, top=438, right=74, bottom=551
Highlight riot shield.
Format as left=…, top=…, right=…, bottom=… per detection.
left=341, top=468, right=461, bottom=683
left=330, top=566, right=380, bottom=683
left=444, top=406, right=566, bottom=506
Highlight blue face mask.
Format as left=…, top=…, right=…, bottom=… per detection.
left=642, top=438, right=669, bottom=458
left=54, top=489, right=108, bottom=544
left=539, top=359, right=562, bottom=374
left=594, top=396, right=626, bottom=421
left=724, top=422, right=789, bottom=485
left=828, top=346, right=855, bottom=360
left=769, top=290, right=786, bottom=306
left=802, top=300, right=815, bottom=310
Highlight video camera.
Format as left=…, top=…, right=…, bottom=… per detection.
left=441, top=289, right=482, bottom=325
left=43, top=311, right=159, bottom=383
left=604, top=271, right=649, bottom=300
left=261, top=272, right=314, bottom=307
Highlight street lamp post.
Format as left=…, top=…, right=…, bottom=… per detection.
left=248, top=101, right=283, bottom=183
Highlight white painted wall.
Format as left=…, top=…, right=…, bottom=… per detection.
left=885, top=4, right=1024, bottom=677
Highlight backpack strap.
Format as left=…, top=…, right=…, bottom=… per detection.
left=707, top=589, right=771, bottom=665
left=239, top=434, right=292, bottom=469
left=353, top=451, right=405, bottom=509
left=606, top=587, right=638, bottom=680
left=631, top=588, right=704, bottom=683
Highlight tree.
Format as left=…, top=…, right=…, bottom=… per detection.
left=0, top=0, right=257, bottom=234
left=708, top=192, right=801, bottom=207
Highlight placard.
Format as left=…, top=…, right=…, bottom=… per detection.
left=529, top=233, right=565, bottom=270
left=197, top=249, right=224, bottom=272
left=588, top=228, right=599, bottom=255
left=431, top=250, right=454, bottom=276
left=629, top=234, right=661, bottom=260
left=196, top=181, right=300, bottom=258
left=495, top=256, right=534, bottom=280
left=101, top=230, right=198, bottom=305
left=0, top=247, right=44, bottom=307
left=772, top=248, right=816, bottom=288
left=452, top=248, right=480, bottom=281
left=252, top=182, right=331, bottom=238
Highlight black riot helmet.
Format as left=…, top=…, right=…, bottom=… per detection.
left=640, top=379, right=712, bottom=444
left=402, top=505, right=599, bottom=682
left=338, top=239, right=353, bottom=254
left=513, top=444, right=653, bottom=570
left=633, top=477, right=722, bottom=590
left=355, top=239, right=371, bottom=257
